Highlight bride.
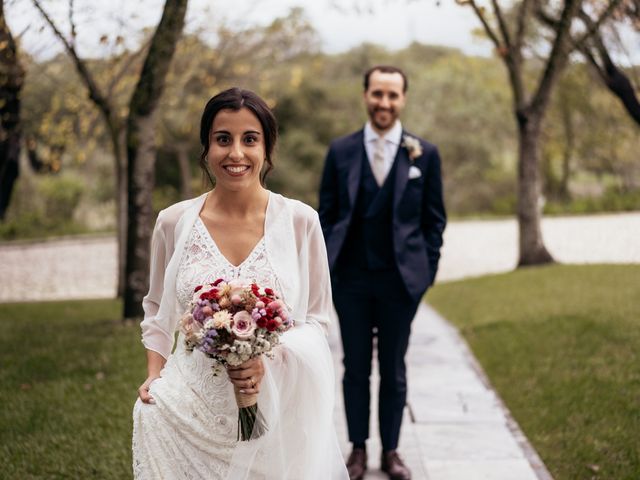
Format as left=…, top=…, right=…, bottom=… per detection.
left=132, top=88, right=348, bottom=479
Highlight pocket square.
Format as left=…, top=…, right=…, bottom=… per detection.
left=408, top=165, right=422, bottom=179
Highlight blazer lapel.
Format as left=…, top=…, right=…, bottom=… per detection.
left=393, top=135, right=410, bottom=211
left=346, top=130, right=364, bottom=208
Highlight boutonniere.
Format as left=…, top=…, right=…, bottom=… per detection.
left=402, top=134, right=423, bottom=162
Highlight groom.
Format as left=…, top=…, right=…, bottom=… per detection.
left=318, top=65, right=446, bottom=480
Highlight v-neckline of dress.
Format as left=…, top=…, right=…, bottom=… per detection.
left=196, top=191, right=270, bottom=269
left=196, top=217, right=265, bottom=270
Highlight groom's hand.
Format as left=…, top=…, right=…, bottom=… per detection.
left=227, top=357, right=264, bottom=394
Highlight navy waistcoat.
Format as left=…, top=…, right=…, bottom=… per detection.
left=337, top=152, right=397, bottom=270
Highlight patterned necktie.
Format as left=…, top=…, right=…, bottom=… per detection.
left=371, top=136, right=386, bottom=186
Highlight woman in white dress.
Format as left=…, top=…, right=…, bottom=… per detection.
left=132, top=88, right=348, bottom=479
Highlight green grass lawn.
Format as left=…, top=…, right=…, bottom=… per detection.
left=427, top=264, right=640, bottom=480
left=0, top=300, right=142, bottom=479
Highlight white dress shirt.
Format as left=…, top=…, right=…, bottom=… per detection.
left=364, top=120, right=402, bottom=183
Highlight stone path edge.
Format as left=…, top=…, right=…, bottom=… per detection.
left=428, top=306, right=554, bottom=480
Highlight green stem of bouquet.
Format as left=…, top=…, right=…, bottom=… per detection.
left=237, top=404, right=267, bottom=441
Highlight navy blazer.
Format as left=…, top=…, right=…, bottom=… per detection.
left=318, top=128, right=447, bottom=301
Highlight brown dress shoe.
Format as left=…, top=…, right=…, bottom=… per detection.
left=381, top=450, right=411, bottom=480
left=346, top=448, right=367, bottom=480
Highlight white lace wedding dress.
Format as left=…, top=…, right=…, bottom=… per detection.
left=132, top=218, right=344, bottom=480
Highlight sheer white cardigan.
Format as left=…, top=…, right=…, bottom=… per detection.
left=140, top=191, right=332, bottom=358
left=138, top=191, right=347, bottom=479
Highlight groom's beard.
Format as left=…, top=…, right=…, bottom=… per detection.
left=369, top=106, right=398, bottom=132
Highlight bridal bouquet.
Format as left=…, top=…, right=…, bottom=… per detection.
left=179, top=278, right=293, bottom=441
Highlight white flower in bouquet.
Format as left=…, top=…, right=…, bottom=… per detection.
left=227, top=352, right=240, bottom=365
left=235, top=340, right=252, bottom=357
left=212, top=311, right=232, bottom=330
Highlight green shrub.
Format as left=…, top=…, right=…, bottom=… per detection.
left=544, top=188, right=640, bottom=215
left=0, top=173, right=88, bottom=240
left=37, top=174, right=85, bottom=221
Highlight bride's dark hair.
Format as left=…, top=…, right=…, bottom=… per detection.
left=199, top=87, right=278, bottom=185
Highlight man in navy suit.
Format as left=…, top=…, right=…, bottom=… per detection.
left=318, top=65, right=446, bottom=480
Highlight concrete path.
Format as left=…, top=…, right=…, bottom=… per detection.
left=437, top=212, right=640, bottom=282
left=329, top=303, right=552, bottom=480
left=0, top=235, right=117, bottom=302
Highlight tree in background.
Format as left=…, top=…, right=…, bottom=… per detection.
left=457, top=0, right=622, bottom=266
left=33, top=0, right=188, bottom=317
left=0, top=0, right=24, bottom=220
left=543, top=0, right=640, bottom=126
left=123, top=0, right=187, bottom=319
left=6, top=5, right=638, bottom=243
left=542, top=61, right=640, bottom=206
left=33, top=0, right=148, bottom=296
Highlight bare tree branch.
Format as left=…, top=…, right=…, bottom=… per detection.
left=514, top=0, right=534, bottom=52
left=492, top=0, right=513, bottom=50
left=68, top=0, right=77, bottom=47
left=578, top=10, right=640, bottom=125
left=458, top=0, right=527, bottom=108
left=574, top=0, right=623, bottom=45
left=106, top=37, right=152, bottom=99
left=530, top=0, right=582, bottom=116
left=32, top=0, right=113, bottom=120
left=456, top=0, right=504, bottom=50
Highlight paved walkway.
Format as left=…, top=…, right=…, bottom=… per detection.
left=437, top=212, right=640, bottom=282
left=329, top=304, right=552, bottom=479
left=1, top=212, right=639, bottom=478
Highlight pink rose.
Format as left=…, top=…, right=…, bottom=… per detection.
left=231, top=311, right=256, bottom=340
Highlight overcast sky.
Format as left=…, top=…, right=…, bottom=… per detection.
left=7, top=0, right=491, bottom=60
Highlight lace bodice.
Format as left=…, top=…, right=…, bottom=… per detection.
left=176, top=217, right=283, bottom=311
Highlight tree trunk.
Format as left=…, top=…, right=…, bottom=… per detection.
left=123, top=0, right=188, bottom=320
left=0, top=129, right=20, bottom=219
left=124, top=115, right=157, bottom=317
left=517, top=114, right=555, bottom=266
left=108, top=125, right=128, bottom=298
left=0, top=0, right=25, bottom=220
left=176, top=143, right=192, bottom=199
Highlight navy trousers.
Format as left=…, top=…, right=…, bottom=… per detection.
left=332, top=266, right=420, bottom=451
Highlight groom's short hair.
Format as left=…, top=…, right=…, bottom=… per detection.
left=363, top=65, right=408, bottom=93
